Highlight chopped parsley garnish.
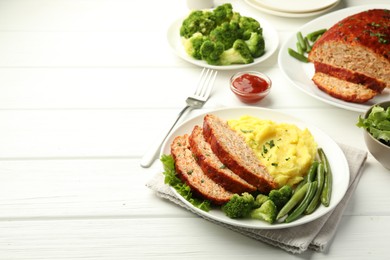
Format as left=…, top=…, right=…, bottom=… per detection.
left=240, top=129, right=253, bottom=133
left=266, top=140, right=275, bottom=148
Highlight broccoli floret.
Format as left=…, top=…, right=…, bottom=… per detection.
left=230, top=12, right=241, bottom=24
left=245, top=32, right=265, bottom=58
left=211, top=3, right=234, bottom=25
left=200, top=40, right=225, bottom=65
left=219, top=39, right=254, bottom=65
left=222, top=192, right=255, bottom=219
left=180, top=10, right=216, bottom=38
left=239, top=16, right=262, bottom=39
left=209, top=22, right=240, bottom=50
left=268, top=185, right=293, bottom=211
left=182, top=32, right=208, bottom=60
left=250, top=199, right=277, bottom=224
left=254, top=194, right=269, bottom=208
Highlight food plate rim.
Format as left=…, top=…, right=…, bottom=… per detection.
left=249, top=0, right=339, bottom=14
left=244, top=0, right=340, bottom=18
left=159, top=106, right=350, bottom=229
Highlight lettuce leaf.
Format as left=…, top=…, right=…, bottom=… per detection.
left=160, top=154, right=211, bottom=212
left=357, top=105, right=390, bottom=144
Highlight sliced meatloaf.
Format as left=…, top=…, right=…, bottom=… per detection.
left=313, top=62, right=386, bottom=93
left=170, top=134, right=233, bottom=205
left=189, top=125, right=257, bottom=194
left=203, top=114, right=277, bottom=194
left=312, top=72, right=378, bottom=103
left=308, top=9, right=390, bottom=101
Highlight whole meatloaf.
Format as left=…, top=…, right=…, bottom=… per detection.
left=170, top=134, right=233, bottom=205
left=308, top=9, right=390, bottom=103
left=189, top=125, right=257, bottom=194
left=203, top=114, right=277, bottom=194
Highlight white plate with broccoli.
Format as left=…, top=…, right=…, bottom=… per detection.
left=160, top=107, right=350, bottom=229
left=167, top=4, right=279, bottom=70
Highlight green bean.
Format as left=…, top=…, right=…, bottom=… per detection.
left=294, top=175, right=307, bottom=194
left=307, top=160, right=319, bottom=183
left=296, top=32, right=307, bottom=52
left=306, top=29, right=327, bottom=42
left=288, top=48, right=308, bottom=63
left=285, top=181, right=318, bottom=223
left=318, top=148, right=332, bottom=207
left=294, top=160, right=318, bottom=194
left=305, top=162, right=325, bottom=214
left=276, top=182, right=309, bottom=220
left=305, top=37, right=312, bottom=52
left=296, top=42, right=304, bottom=55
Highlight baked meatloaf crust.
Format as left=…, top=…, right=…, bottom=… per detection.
left=309, top=9, right=390, bottom=100
left=170, top=134, right=233, bottom=205
left=189, top=125, right=257, bottom=194
left=203, top=114, right=277, bottom=194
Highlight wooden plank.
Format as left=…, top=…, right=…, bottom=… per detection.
left=0, top=157, right=389, bottom=218
left=0, top=108, right=365, bottom=158
left=0, top=216, right=389, bottom=259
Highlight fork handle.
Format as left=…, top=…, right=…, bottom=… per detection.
left=140, top=105, right=191, bottom=168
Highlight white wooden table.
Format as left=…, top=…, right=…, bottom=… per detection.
left=0, top=0, right=389, bottom=259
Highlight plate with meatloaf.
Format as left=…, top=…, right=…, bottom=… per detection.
left=160, top=107, right=350, bottom=229
left=278, top=5, right=390, bottom=112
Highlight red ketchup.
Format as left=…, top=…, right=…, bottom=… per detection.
left=231, top=72, right=270, bottom=103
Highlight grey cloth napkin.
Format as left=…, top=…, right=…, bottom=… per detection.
left=146, top=143, right=367, bottom=254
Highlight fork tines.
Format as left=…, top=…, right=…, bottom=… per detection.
left=193, top=68, right=218, bottom=101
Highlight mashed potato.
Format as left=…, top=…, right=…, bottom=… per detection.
left=228, top=115, right=317, bottom=187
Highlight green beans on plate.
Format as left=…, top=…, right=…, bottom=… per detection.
left=276, top=148, right=333, bottom=223
left=288, top=29, right=327, bottom=62
left=276, top=182, right=309, bottom=220
left=305, top=162, right=325, bottom=214
left=318, top=148, right=332, bottom=207
left=285, top=181, right=317, bottom=223
left=288, top=48, right=308, bottom=63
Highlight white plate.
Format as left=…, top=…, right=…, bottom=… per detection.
left=160, top=107, right=350, bottom=229
left=167, top=14, right=279, bottom=70
left=251, top=0, right=339, bottom=13
left=278, top=5, right=390, bottom=113
left=245, top=0, right=340, bottom=18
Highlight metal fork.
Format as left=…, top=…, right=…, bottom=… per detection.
left=140, top=68, right=217, bottom=168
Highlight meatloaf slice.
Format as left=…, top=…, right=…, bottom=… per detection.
left=170, top=134, right=233, bottom=205
left=313, top=62, right=386, bottom=93
left=203, top=114, right=277, bottom=194
left=189, top=125, right=257, bottom=194
left=312, top=72, right=378, bottom=103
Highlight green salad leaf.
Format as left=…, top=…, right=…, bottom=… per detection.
left=160, top=154, right=211, bottom=212
left=357, top=105, right=390, bottom=144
